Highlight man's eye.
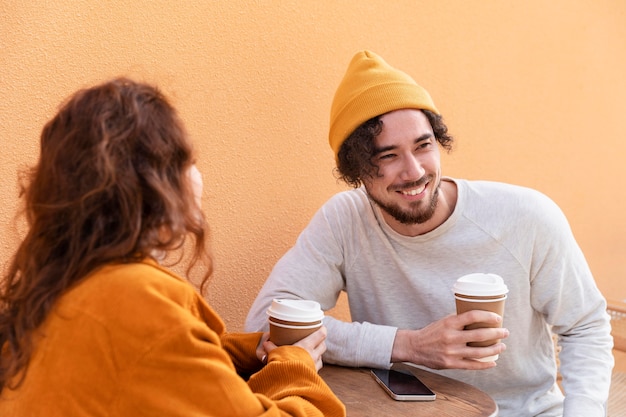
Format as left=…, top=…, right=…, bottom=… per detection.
left=379, top=153, right=395, bottom=160
left=417, top=141, right=432, bottom=150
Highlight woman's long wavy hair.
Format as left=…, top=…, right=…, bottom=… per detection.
left=0, top=78, right=211, bottom=390
left=336, top=109, right=454, bottom=188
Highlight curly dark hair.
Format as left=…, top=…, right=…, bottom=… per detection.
left=335, top=109, right=454, bottom=188
left=0, top=78, right=212, bottom=390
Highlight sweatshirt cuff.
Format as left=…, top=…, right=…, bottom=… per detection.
left=355, top=322, right=397, bottom=368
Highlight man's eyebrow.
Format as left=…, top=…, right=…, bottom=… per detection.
left=373, top=144, right=396, bottom=156
left=415, top=133, right=434, bottom=143
left=373, top=133, right=434, bottom=155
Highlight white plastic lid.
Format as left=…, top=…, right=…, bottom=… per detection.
left=266, top=299, right=324, bottom=322
left=452, top=273, right=509, bottom=297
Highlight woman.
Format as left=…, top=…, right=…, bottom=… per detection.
left=0, top=78, right=345, bottom=416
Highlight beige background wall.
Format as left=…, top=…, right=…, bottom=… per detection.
left=2, top=1, right=625, bottom=331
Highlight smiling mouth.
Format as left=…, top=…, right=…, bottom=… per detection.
left=397, top=181, right=427, bottom=196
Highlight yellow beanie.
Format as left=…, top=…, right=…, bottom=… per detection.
left=329, top=50, right=439, bottom=160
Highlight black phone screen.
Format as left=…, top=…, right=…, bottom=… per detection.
left=371, top=368, right=436, bottom=400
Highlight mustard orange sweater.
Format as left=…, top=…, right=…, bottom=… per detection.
left=0, top=260, right=345, bottom=416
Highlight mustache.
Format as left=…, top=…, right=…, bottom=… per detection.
left=390, top=175, right=433, bottom=192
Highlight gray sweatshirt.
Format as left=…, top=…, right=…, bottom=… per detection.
left=246, top=178, right=613, bottom=417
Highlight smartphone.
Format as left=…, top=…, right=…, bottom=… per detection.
left=370, top=368, right=436, bottom=401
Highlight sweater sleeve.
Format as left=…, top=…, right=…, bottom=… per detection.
left=248, top=346, right=345, bottom=417
left=221, top=332, right=265, bottom=377
left=115, top=308, right=345, bottom=417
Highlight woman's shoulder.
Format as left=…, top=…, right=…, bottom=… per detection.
left=57, top=260, right=221, bottom=333
left=77, top=260, right=194, bottom=303
left=35, top=260, right=224, bottom=392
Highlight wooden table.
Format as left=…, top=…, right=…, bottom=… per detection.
left=320, top=363, right=498, bottom=416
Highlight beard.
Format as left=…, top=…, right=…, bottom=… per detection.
left=369, top=178, right=440, bottom=225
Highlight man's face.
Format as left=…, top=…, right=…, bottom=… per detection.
left=363, top=109, right=442, bottom=233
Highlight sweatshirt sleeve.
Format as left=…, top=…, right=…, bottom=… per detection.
left=527, top=194, right=614, bottom=416
left=322, top=316, right=397, bottom=368
left=245, top=193, right=397, bottom=369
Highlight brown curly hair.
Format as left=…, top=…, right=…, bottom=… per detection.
left=0, top=78, right=212, bottom=390
left=335, top=109, right=454, bottom=188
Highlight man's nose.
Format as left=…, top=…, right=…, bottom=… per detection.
left=400, top=155, right=425, bottom=181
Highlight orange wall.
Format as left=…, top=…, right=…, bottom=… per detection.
left=2, top=1, right=625, bottom=331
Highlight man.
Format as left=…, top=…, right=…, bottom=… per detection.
left=246, top=50, right=613, bottom=416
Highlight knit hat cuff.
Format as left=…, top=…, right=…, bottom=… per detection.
left=329, top=81, right=439, bottom=157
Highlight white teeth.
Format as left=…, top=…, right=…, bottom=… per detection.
left=401, top=186, right=425, bottom=196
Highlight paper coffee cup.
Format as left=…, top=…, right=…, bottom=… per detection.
left=452, top=273, right=508, bottom=361
left=267, top=299, right=324, bottom=346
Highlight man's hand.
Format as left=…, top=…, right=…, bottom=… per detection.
left=391, top=310, right=509, bottom=370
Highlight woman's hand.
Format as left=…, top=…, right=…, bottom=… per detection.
left=258, top=327, right=328, bottom=372
left=292, top=326, right=327, bottom=371
left=256, top=332, right=272, bottom=364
